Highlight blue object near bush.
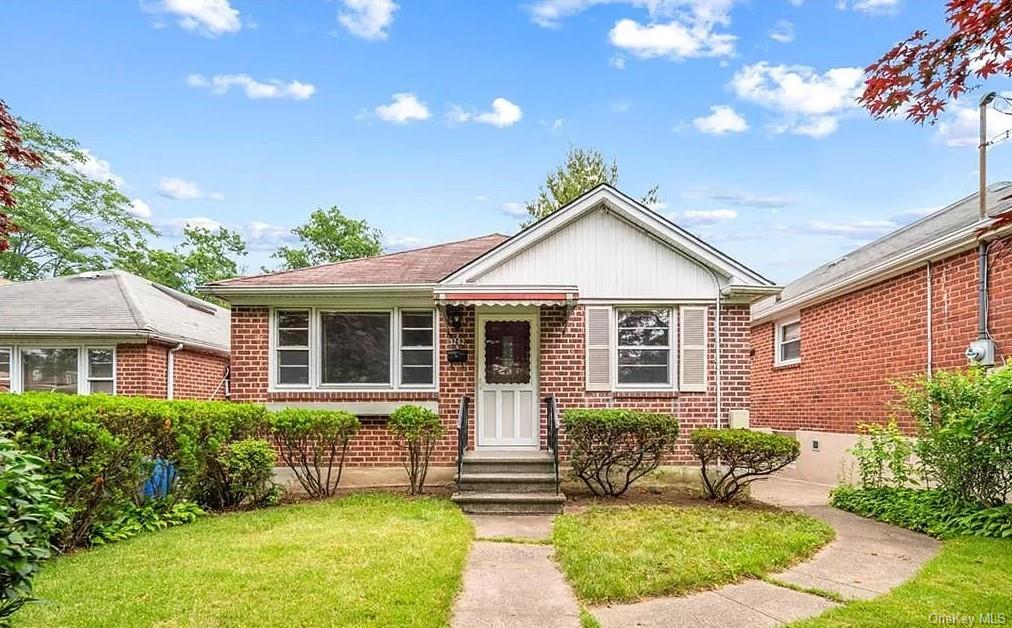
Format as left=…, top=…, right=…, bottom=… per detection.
left=143, top=458, right=177, bottom=500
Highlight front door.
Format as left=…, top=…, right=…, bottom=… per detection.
left=476, top=312, right=539, bottom=448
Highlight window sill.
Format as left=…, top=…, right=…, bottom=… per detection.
left=773, top=360, right=801, bottom=370
left=603, top=390, right=680, bottom=399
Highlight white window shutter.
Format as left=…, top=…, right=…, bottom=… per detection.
left=679, top=306, right=707, bottom=392
left=585, top=306, right=612, bottom=391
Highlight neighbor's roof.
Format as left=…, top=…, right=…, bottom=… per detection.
left=209, top=234, right=509, bottom=288
left=752, top=181, right=1012, bottom=323
left=0, top=270, right=230, bottom=353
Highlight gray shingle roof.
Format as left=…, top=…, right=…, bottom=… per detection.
left=0, top=270, right=230, bottom=353
left=752, top=182, right=1012, bottom=320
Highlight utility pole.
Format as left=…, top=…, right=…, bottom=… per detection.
left=980, top=91, right=997, bottom=219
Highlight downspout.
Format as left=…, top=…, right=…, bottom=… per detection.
left=705, top=269, right=723, bottom=429
left=166, top=343, right=184, bottom=400
left=978, top=241, right=990, bottom=340
left=926, top=261, right=933, bottom=378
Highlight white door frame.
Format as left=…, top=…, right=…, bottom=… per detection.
left=475, top=309, right=540, bottom=449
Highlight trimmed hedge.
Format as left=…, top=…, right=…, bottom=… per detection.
left=388, top=405, right=443, bottom=495
left=831, top=486, right=1012, bottom=539
left=692, top=428, right=800, bottom=502
left=269, top=408, right=360, bottom=498
left=563, top=409, right=680, bottom=496
left=0, top=393, right=268, bottom=549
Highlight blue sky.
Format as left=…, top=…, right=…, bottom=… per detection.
left=4, top=0, right=1012, bottom=282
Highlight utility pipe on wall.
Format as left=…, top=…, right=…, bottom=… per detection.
left=978, top=241, right=991, bottom=340
left=166, top=343, right=184, bottom=400
left=926, top=260, right=933, bottom=378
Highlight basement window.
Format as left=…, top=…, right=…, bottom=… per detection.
left=775, top=318, right=801, bottom=366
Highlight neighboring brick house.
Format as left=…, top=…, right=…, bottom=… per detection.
left=206, top=185, right=778, bottom=509
left=0, top=270, right=230, bottom=400
left=751, top=183, right=1012, bottom=484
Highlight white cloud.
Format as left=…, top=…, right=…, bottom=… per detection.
left=338, top=0, right=398, bottom=41
left=730, top=61, right=864, bottom=138
left=450, top=98, right=523, bottom=128
left=145, top=0, right=241, bottom=36
left=768, top=19, right=794, bottom=43
left=71, top=149, right=124, bottom=188
left=186, top=73, right=316, bottom=100
left=156, top=215, right=225, bottom=236
left=647, top=200, right=668, bottom=211
left=541, top=118, right=565, bottom=134
left=676, top=208, right=738, bottom=225
left=608, top=16, right=735, bottom=60
left=158, top=177, right=222, bottom=201
left=499, top=202, right=528, bottom=217
left=788, top=218, right=897, bottom=239
left=688, top=187, right=793, bottom=208
left=692, top=105, right=748, bottom=134
left=373, top=93, right=430, bottom=124
left=936, top=102, right=1012, bottom=148
left=129, top=199, right=153, bottom=218
left=473, top=195, right=488, bottom=202
left=843, top=0, right=900, bottom=15
left=384, top=234, right=431, bottom=251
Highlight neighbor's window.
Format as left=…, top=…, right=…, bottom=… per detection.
left=617, top=309, right=671, bottom=386
left=276, top=310, right=310, bottom=385
left=0, top=348, right=10, bottom=388
left=776, top=319, right=801, bottom=365
left=400, top=311, right=434, bottom=386
left=321, top=312, right=391, bottom=385
left=21, top=348, right=79, bottom=394
left=87, top=348, right=115, bottom=394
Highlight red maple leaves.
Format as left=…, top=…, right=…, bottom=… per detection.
left=0, top=99, right=43, bottom=252
left=861, top=0, right=1012, bottom=123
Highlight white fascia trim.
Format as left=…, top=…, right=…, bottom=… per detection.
left=202, top=283, right=435, bottom=297
left=435, top=284, right=579, bottom=294
left=751, top=219, right=1005, bottom=326
left=0, top=330, right=228, bottom=356
left=440, top=186, right=773, bottom=288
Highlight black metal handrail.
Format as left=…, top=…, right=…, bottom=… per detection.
left=545, top=395, right=561, bottom=495
left=456, top=396, right=470, bottom=482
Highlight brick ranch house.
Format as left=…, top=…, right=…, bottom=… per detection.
left=750, top=183, right=1012, bottom=484
left=0, top=270, right=230, bottom=400
left=205, top=185, right=780, bottom=511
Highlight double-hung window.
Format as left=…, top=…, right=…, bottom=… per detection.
left=0, top=348, right=10, bottom=390
left=86, top=348, right=115, bottom=394
left=276, top=310, right=310, bottom=385
left=775, top=318, right=801, bottom=366
left=616, top=309, right=672, bottom=386
left=400, top=311, right=434, bottom=386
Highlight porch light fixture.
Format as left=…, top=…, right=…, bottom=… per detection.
left=446, top=305, right=465, bottom=332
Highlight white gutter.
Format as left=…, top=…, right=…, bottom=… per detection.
left=0, top=329, right=229, bottom=357
left=752, top=218, right=1002, bottom=325
left=166, top=343, right=184, bottom=400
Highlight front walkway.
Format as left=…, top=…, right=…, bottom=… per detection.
left=451, top=478, right=941, bottom=628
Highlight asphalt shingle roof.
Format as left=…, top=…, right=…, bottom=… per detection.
left=210, top=234, right=509, bottom=287
left=0, top=270, right=230, bottom=352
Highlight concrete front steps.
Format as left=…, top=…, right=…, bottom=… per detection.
left=451, top=450, right=566, bottom=515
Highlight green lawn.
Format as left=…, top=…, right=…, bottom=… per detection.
left=19, top=493, right=474, bottom=627
left=552, top=505, right=834, bottom=603
left=794, top=537, right=1012, bottom=627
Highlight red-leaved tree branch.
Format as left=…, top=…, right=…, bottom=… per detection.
left=0, top=99, right=43, bottom=251
left=861, top=0, right=1012, bottom=123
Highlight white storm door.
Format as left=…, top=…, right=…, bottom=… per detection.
left=476, top=313, right=539, bottom=448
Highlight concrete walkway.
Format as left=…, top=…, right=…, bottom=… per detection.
left=591, top=477, right=941, bottom=627
left=452, top=515, right=581, bottom=628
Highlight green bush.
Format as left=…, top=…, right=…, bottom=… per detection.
left=830, top=486, right=1012, bottom=539
left=269, top=409, right=361, bottom=498
left=0, top=393, right=267, bottom=548
left=0, top=436, right=67, bottom=621
left=850, top=419, right=916, bottom=489
left=220, top=439, right=280, bottom=508
left=563, top=409, right=680, bottom=497
left=897, top=365, right=1012, bottom=506
left=91, top=500, right=205, bottom=545
left=388, top=405, right=444, bottom=495
left=691, top=429, right=799, bottom=502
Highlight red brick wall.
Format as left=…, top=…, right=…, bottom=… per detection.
left=751, top=237, right=1012, bottom=435
left=116, top=341, right=229, bottom=400
left=230, top=303, right=748, bottom=467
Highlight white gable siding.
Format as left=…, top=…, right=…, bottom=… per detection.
left=473, top=208, right=719, bottom=299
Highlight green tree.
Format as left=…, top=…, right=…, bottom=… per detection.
left=0, top=121, right=153, bottom=281
left=523, top=147, right=660, bottom=226
left=116, top=226, right=247, bottom=298
left=269, top=205, right=382, bottom=271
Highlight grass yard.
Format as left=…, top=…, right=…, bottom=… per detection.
left=552, top=505, right=834, bottom=603
left=794, top=537, right=1012, bottom=627
left=18, top=493, right=473, bottom=627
